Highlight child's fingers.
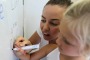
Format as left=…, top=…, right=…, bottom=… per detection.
left=14, top=44, right=27, bottom=55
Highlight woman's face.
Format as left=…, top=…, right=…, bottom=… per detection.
left=40, top=5, right=66, bottom=41
left=56, top=22, right=84, bottom=57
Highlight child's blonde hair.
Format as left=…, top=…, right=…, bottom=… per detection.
left=62, top=0, right=90, bottom=56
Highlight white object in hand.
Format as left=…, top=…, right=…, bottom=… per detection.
left=12, top=44, right=39, bottom=51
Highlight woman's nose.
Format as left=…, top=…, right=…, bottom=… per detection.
left=43, top=23, right=50, bottom=31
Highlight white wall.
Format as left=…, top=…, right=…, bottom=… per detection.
left=0, top=0, right=23, bottom=60
left=24, top=0, right=48, bottom=39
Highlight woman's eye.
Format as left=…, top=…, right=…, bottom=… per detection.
left=50, top=22, right=59, bottom=26
left=41, top=20, right=46, bottom=23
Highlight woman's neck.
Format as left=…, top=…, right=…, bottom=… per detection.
left=60, top=53, right=86, bottom=60
left=49, top=40, right=56, bottom=44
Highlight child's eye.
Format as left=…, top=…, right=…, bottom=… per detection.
left=64, top=39, right=70, bottom=45
left=62, top=37, right=71, bottom=45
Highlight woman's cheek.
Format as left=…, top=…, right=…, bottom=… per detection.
left=51, top=28, right=59, bottom=33
left=40, top=23, right=43, bottom=29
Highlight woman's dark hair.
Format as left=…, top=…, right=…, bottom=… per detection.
left=45, top=0, right=72, bottom=7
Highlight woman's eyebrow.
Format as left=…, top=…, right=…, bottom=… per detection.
left=42, top=15, right=46, bottom=19
left=42, top=15, right=60, bottom=21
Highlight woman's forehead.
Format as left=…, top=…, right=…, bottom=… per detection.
left=43, top=5, right=66, bottom=13
left=42, top=5, right=66, bottom=21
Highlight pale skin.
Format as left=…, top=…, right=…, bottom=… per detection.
left=14, top=4, right=66, bottom=60
left=56, top=20, right=86, bottom=60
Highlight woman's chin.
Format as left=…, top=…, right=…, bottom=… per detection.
left=43, top=35, right=51, bottom=40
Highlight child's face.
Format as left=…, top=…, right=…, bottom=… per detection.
left=40, top=5, right=66, bottom=41
left=56, top=22, right=84, bottom=56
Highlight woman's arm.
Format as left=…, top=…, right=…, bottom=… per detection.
left=28, top=31, right=41, bottom=44
left=30, top=44, right=57, bottom=60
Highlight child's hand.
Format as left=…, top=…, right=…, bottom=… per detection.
left=13, top=44, right=31, bottom=60
left=14, top=36, right=31, bottom=46
left=14, top=36, right=32, bottom=53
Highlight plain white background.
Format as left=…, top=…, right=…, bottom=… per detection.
left=0, top=0, right=23, bottom=60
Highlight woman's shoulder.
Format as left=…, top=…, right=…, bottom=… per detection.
left=46, top=48, right=60, bottom=60
left=86, top=56, right=90, bottom=60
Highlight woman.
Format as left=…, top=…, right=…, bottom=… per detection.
left=56, top=0, right=90, bottom=60
left=14, top=0, right=72, bottom=60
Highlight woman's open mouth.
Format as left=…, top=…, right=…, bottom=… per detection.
left=43, top=33, right=50, bottom=36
